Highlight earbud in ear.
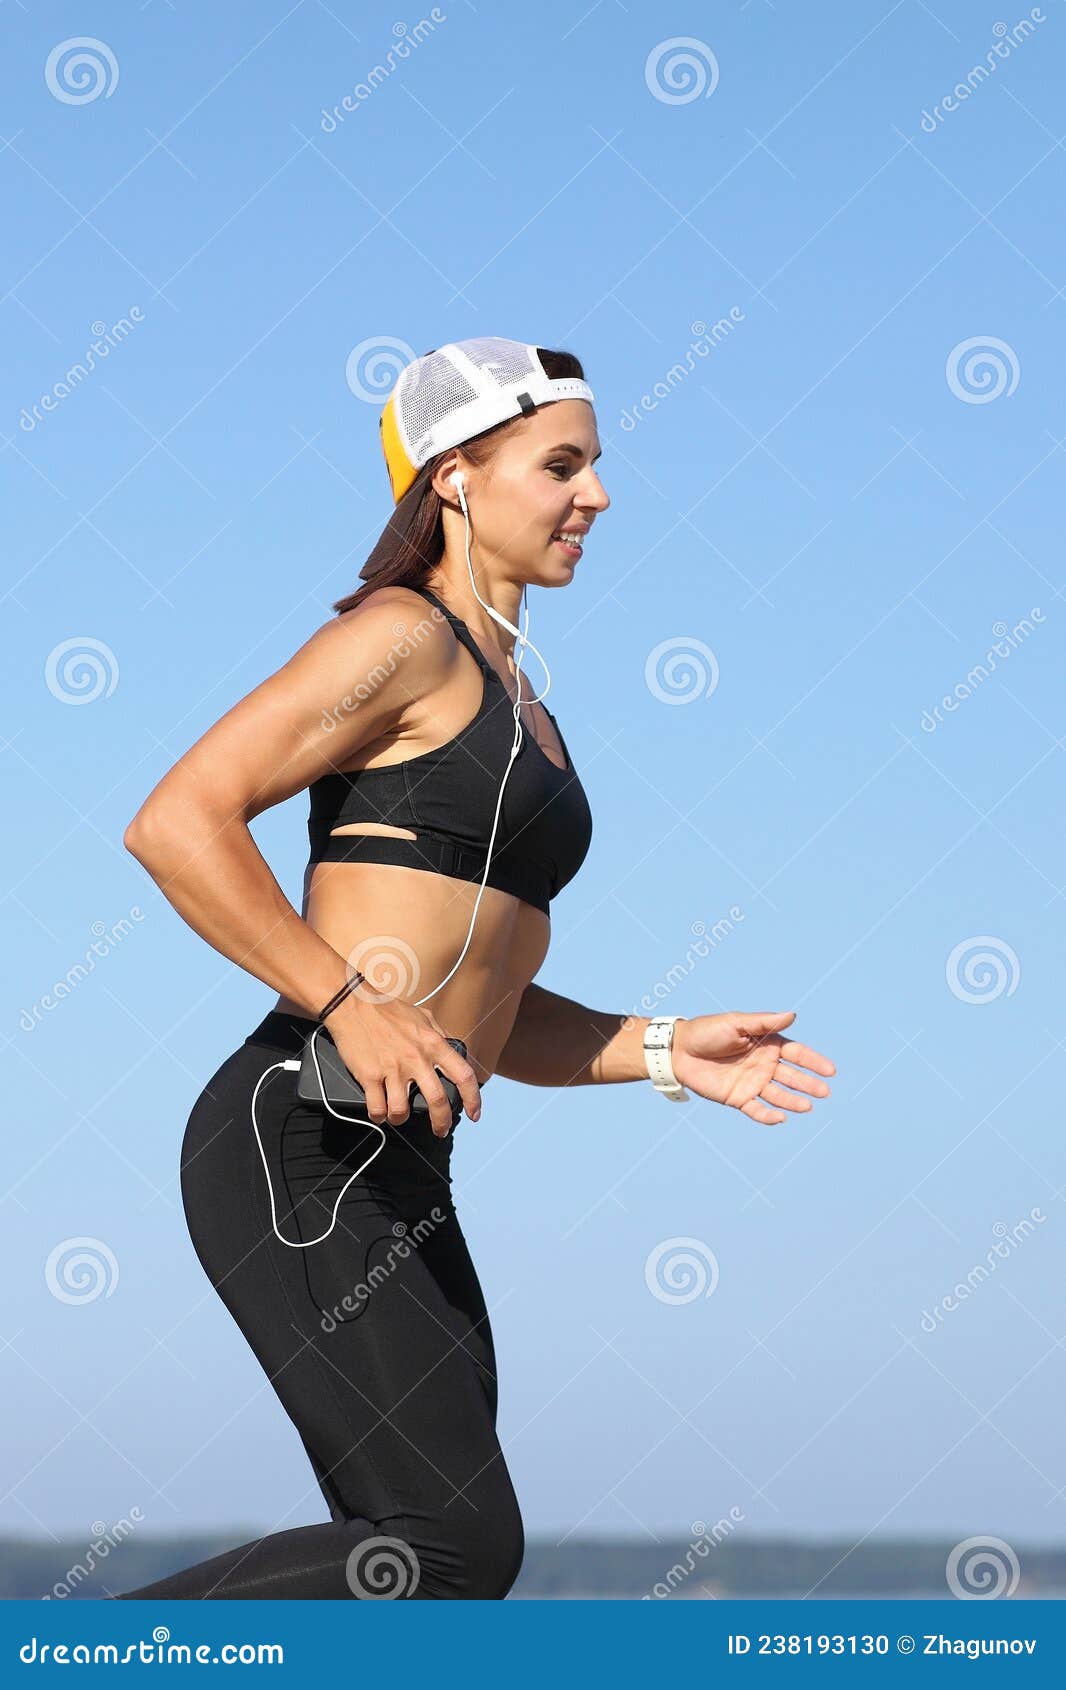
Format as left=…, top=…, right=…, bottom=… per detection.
left=450, top=471, right=465, bottom=493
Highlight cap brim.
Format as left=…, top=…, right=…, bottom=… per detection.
left=358, top=463, right=436, bottom=582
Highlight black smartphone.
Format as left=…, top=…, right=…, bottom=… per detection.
left=296, top=1025, right=468, bottom=1117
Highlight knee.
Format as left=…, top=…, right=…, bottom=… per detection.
left=386, top=1494, right=524, bottom=1599
left=459, top=1497, right=524, bottom=1599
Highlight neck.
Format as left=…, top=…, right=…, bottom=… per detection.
left=425, top=565, right=526, bottom=663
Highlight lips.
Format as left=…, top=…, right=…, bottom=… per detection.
left=551, top=529, right=587, bottom=556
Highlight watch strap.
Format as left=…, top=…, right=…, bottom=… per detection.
left=643, top=1015, right=690, bottom=1102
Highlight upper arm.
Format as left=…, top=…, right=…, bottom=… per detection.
left=125, top=588, right=452, bottom=840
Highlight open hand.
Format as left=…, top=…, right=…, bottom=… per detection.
left=670, top=1011, right=835, bottom=1125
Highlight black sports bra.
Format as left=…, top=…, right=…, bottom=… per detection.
left=305, top=586, right=593, bottom=917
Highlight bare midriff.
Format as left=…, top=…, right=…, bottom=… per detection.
left=272, top=854, right=550, bottom=1084
left=271, top=601, right=566, bottom=1083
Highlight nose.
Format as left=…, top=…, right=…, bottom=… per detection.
left=575, top=469, right=610, bottom=516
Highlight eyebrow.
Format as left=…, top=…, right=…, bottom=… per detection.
left=547, top=442, right=603, bottom=463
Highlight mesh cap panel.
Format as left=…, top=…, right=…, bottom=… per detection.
left=398, top=352, right=477, bottom=453
left=459, top=338, right=537, bottom=387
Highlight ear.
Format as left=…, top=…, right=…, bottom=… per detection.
left=430, top=454, right=465, bottom=504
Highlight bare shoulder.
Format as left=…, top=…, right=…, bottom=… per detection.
left=302, top=588, right=456, bottom=699
left=125, top=584, right=460, bottom=832
left=334, top=584, right=449, bottom=655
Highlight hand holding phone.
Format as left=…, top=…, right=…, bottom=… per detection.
left=297, top=1024, right=468, bottom=1130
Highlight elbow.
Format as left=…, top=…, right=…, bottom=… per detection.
left=123, top=805, right=173, bottom=862
left=123, top=817, right=153, bottom=862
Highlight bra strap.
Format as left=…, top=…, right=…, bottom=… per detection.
left=414, top=585, right=496, bottom=679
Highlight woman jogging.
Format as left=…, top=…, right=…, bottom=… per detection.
left=117, top=338, right=836, bottom=1600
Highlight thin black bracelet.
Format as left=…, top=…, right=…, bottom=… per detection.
left=317, top=971, right=366, bottom=1025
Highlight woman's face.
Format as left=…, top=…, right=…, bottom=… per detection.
left=444, top=399, right=609, bottom=587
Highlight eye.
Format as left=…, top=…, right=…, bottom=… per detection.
left=547, top=462, right=572, bottom=478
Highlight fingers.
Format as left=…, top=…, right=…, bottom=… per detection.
left=435, top=1043, right=482, bottom=1125
left=740, top=1096, right=787, bottom=1126
left=374, top=1050, right=480, bottom=1140
left=362, top=1077, right=388, bottom=1126
left=778, top=1038, right=836, bottom=1076
left=772, top=1060, right=832, bottom=1101
left=412, top=1068, right=459, bottom=1139
left=759, top=1079, right=816, bottom=1114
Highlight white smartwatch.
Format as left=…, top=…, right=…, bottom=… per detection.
left=643, top=1015, right=690, bottom=1102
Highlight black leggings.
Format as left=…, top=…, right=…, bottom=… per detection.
left=117, top=1011, right=523, bottom=1600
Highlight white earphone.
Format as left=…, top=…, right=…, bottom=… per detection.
left=252, top=466, right=558, bottom=1248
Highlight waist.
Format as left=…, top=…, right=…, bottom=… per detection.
left=245, top=1010, right=493, bottom=1090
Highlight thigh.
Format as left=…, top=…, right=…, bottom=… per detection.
left=179, top=1043, right=514, bottom=1532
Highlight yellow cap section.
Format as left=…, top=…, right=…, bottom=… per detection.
left=379, top=392, right=418, bottom=504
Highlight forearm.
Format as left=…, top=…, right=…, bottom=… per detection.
left=124, top=806, right=351, bottom=1018
left=495, top=983, right=653, bottom=1087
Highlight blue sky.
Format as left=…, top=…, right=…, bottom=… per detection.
left=3, top=0, right=1064, bottom=1563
